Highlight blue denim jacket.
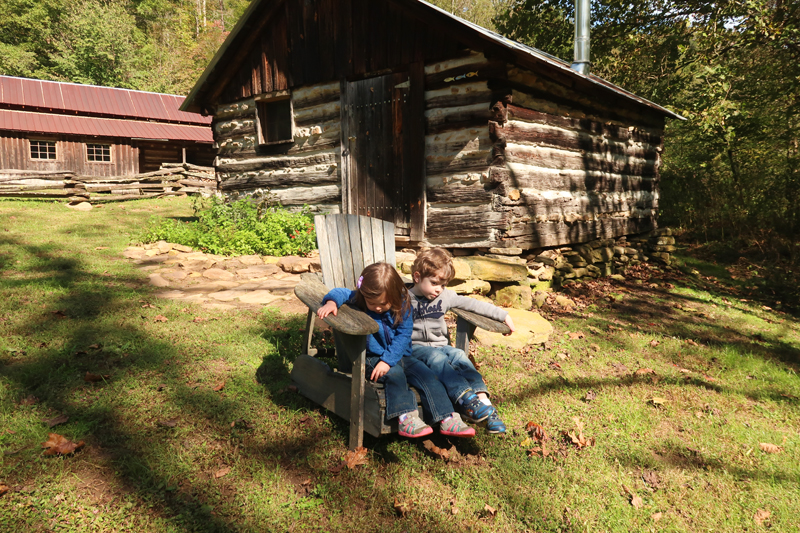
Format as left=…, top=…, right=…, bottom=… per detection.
left=322, top=288, right=412, bottom=367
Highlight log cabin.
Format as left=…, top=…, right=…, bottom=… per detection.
left=181, top=0, right=682, bottom=250
left=0, top=76, right=215, bottom=177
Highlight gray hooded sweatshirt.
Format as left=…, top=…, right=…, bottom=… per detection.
left=408, top=287, right=508, bottom=347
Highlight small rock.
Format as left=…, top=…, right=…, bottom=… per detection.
left=238, top=255, right=263, bottom=266
left=447, top=279, right=491, bottom=295
left=277, top=256, right=313, bottom=274
left=67, top=202, right=92, bottom=211
left=533, top=291, right=548, bottom=308
left=473, top=308, right=553, bottom=349
left=203, top=268, right=236, bottom=281
left=492, top=284, right=533, bottom=309
left=488, top=247, right=523, bottom=256
left=555, top=295, right=575, bottom=309
left=148, top=274, right=171, bottom=288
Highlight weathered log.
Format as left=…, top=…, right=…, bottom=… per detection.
left=292, top=81, right=341, bottom=109
left=500, top=217, right=656, bottom=249
left=215, top=98, right=256, bottom=120
left=492, top=189, right=657, bottom=218
left=219, top=169, right=338, bottom=190
left=504, top=120, right=659, bottom=159
left=504, top=143, right=656, bottom=176
left=489, top=165, right=657, bottom=193
left=294, top=101, right=341, bottom=128
left=507, top=104, right=662, bottom=146
left=425, top=103, right=491, bottom=133
left=426, top=205, right=508, bottom=240
left=427, top=182, right=494, bottom=204
left=424, top=81, right=491, bottom=110
left=216, top=149, right=338, bottom=173
left=426, top=148, right=491, bottom=175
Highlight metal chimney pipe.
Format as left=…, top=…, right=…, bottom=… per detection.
left=571, top=0, right=590, bottom=74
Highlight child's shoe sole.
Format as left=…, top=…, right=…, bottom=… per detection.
left=440, top=426, right=475, bottom=437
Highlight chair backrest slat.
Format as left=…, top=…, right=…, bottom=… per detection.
left=315, top=214, right=395, bottom=289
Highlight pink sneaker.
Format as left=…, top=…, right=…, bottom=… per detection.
left=398, top=411, right=433, bottom=438
left=439, top=413, right=475, bottom=437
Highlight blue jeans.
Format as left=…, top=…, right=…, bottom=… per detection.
left=410, top=345, right=487, bottom=403
left=403, top=357, right=456, bottom=424
left=365, top=356, right=418, bottom=420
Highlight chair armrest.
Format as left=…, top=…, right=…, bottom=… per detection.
left=294, top=275, right=379, bottom=336
left=451, top=308, right=511, bottom=334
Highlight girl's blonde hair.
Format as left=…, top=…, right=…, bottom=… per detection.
left=353, top=262, right=411, bottom=325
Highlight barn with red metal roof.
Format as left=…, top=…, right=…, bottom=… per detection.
left=0, top=76, right=215, bottom=177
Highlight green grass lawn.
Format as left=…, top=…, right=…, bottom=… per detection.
left=1, top=197, right=798, bottom=532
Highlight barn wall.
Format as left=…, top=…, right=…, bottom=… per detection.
left=0, top=132, right=139, bottom=177
left=214, top=82, right=342, bottom=213
left=423, top=59, right=666, bottom=249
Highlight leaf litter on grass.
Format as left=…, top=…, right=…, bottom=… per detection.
left=41, top=433, right=85, bottom=456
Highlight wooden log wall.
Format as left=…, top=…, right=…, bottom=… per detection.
left=214, top=82, right=342, bottom=214
left=424, top=58, right=666, bottom=249
left=0, top=133, right=139, bottom=177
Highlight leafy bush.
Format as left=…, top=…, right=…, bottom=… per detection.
left=139, top=196, right=316, bottom=257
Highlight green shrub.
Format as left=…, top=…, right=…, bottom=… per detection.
left=138, top=196, right=316, bottom=257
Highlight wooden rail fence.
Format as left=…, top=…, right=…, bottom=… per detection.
left=0, top=163, right=217, bottom=203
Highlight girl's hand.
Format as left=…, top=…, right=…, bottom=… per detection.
left=503, top=315, right=516, bottom=336
left=370, top=361, right=391, bottom=381
left=317, top=300, right=338, bottom=319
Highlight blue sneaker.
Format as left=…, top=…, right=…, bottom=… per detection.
left=459, top=392, right=494, bottom=423
left=485, top=411, right=506, bottom=434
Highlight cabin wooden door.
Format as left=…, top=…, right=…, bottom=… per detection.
left=341, top=66, right=424, bottom=241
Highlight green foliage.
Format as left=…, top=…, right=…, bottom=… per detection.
left=139, top=196, right=317, bottom=257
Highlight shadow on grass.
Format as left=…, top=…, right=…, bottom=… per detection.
left=1, top=236, right=483, bottom=532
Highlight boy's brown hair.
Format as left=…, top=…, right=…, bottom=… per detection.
left=411, top=248, right=455, bottom=284
left=353, top=262, right=411, bottom=325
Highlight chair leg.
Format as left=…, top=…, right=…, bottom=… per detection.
left=455, top=316, right=477, bottom=353
left=338, top=332, right=366, bottom=450
left=303, top=310, right=317, bottom=356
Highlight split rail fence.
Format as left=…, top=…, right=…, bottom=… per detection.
left=0, top=163, right=217, bottom=203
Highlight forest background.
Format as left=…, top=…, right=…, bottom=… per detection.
left=1, top=0, right=798, bottom=303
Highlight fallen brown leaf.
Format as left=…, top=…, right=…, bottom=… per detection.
left=343, top=447, right=369, bottom=469
left=423, top=439, right=450, bottom=461
left=394, top=497, right=412, bottom=517
left=630, top=495, right=643, bottom=509
left=52, top=310, right=67, bottom=319
left=642, top=470, right=662, bottom=490
left=634, top=368, right=656, bottom=376
left=84, top=372, right=109, bottom=383
left=686, top=339, right=699, bottom=346
left=327, top=460, right=345, bottom=474
left=450, top=498, right=459, bottom=515
left=20, top=395, right=38, bottom=406
left=45, top=415, right=69, bottom=428
left=214, top=467, right=231, bottom=479
left=589, top=343, right=600, bottom=352
left=158, top=419, right=177, bottom=428
left=759, top=442, right=783, bottom=454
left=565, top=417, right=594, bottom=449
left=141, top=303, right=155, bottom=309
left=212, top=382, right=225, bottom=392
left=567, top=331, right=585, bottom=340
left=0, top=483, right=8, bottom=496
left=525, top=422, right=547, bottom=442
left=193, top=317, right=207, bottom=323
left=754, top=509, right=771, bottom=525
left=41, top=433, right=84, bottom=456
left=651, top=512, right=663, bottom=522
left=583, top=390, right=597, bottom=402
left=154, top=315, right=168, bottom=322
left=649, top=340, right=660, bottom=347
left=483, top=504, right=497, bottom=517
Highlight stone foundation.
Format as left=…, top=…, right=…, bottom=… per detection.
left=398, top=228, right=677, bottom=310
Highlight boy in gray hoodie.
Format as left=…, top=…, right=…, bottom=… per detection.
left=407, top=248, right=515, bottom=434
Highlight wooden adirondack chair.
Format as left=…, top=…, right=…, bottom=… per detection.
left=292, top=214, right=510, bottom=450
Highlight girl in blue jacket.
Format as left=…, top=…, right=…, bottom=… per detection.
left=317, top=262, right=473, bottom=438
